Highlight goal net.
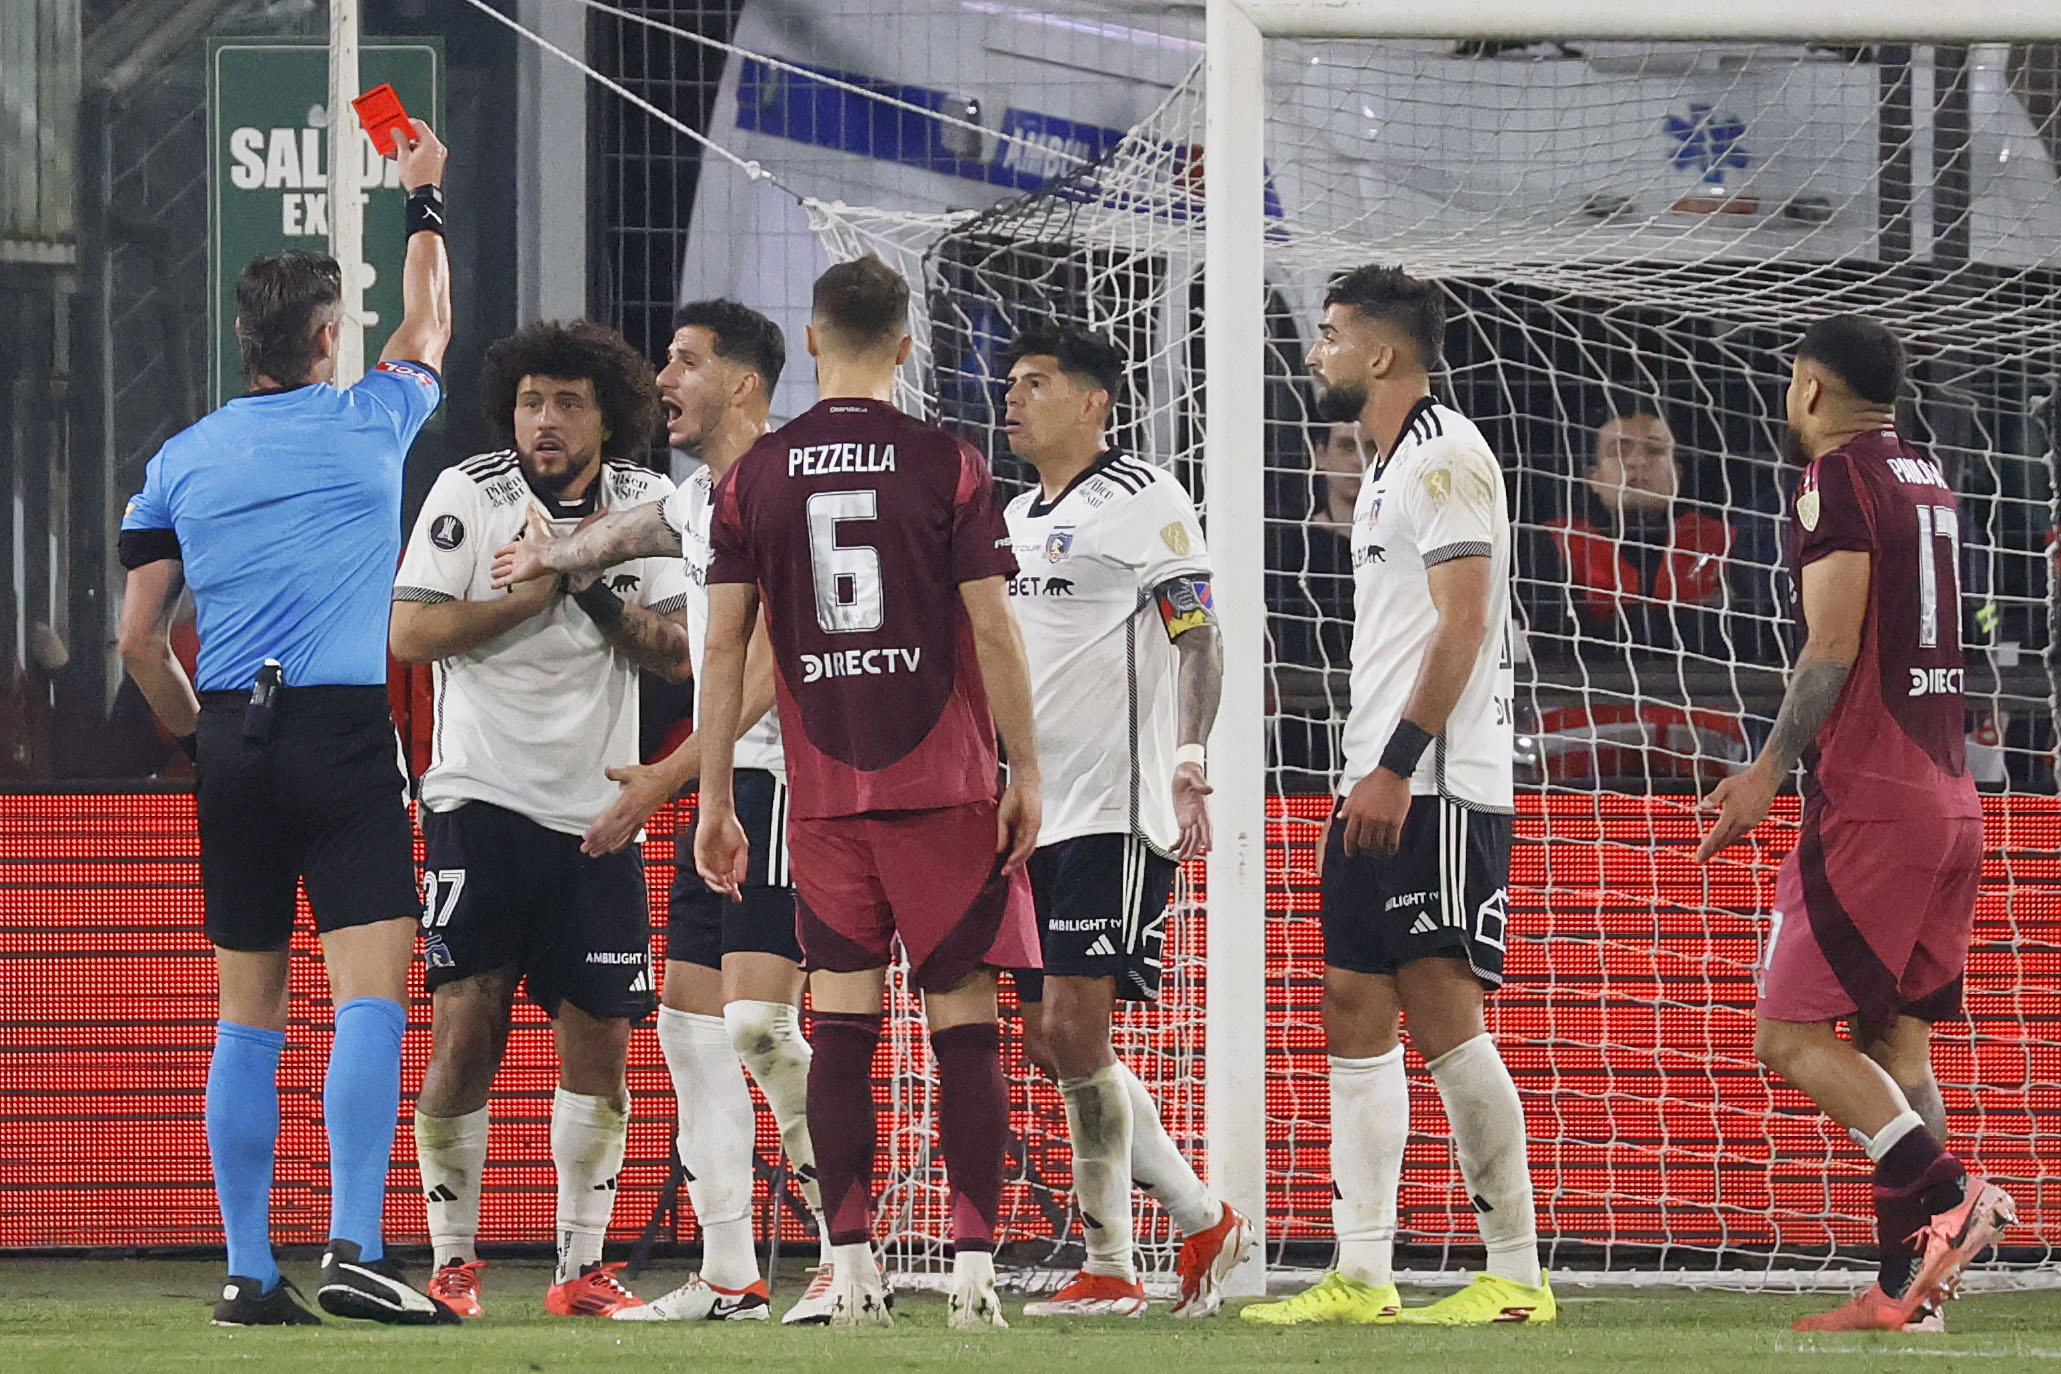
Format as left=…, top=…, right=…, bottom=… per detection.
left=811, top=30, right=2061, bottom=1285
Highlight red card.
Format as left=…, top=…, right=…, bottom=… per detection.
left=352, top=84, right=412, bottom=158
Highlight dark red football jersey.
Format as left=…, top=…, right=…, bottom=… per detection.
left=1788, top=427, right=1981, bottom=821
left=708, top=398, right=1019, bottom=819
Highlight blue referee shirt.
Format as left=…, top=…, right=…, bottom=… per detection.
left=119, top=361, right=442, bottom=691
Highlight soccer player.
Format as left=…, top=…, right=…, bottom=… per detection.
left=491, top=300, right=839, bottom=1324
left=1245, top=265, right=1548, bottom=1327
left=1696, top=316, right=2015, bottom=1332
left=694, top=255, right=1042, bottom=1330
left=117, top=123, right=454, bottom=1327
left=391, top=321, right=692, bottom=1319
left=995, top=324, right=1253, bottom=1318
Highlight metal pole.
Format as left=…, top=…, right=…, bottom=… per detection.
left=328, top=0, right=365, bottom=385
left=1203, top=0, right=1269, bottom=1299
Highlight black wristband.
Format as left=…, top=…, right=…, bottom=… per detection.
left=175, top=732, right=199, bottom=763
left=572, top=580, right=626, bottom=631
left=404, top=183, right=445, bottom=238
left=1377, top=719, right=1434, bottom=779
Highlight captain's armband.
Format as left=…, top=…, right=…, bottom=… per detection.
left=1154, top=576, right=1216, bottom=642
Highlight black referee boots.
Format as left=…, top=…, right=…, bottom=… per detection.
left=211, top=1274, right=321, bottom=1326
left=316, top=1238, right=463, bottom=1325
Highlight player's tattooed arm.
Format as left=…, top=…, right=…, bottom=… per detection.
left=1761, top=659, right=1853, bottom=778
left=489, top=501, right=678, bottom=588
left=591, top=603, right=692, bottom=682
left=1167, top=604, right=1222, bottom=861
left=1697, top=549, right=1869, bottom=862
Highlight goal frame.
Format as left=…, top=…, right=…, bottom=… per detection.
left=1201, top=0, right=2060, bottom=1297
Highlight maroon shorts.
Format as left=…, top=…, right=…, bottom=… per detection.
left=788, top=799, right=1039, bottom=992
left=1758, top=800, right=1980, bottom=1027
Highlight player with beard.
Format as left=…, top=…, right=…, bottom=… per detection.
left=392, top=321, right=692, bottom=1319
left=1245, top=265, right=1547, bottom=1327
left=492, top=301, right=839, bottom=1323
left=1697, top=316, right=2014, bottom=1332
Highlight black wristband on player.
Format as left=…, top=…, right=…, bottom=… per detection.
left=571, top=580, right=626, bottom=631
left=175, top=732, right=199, bottom=763
left=404, top=183, right=445, bottom=238
left=1377, top=719, right=1434, bottom=779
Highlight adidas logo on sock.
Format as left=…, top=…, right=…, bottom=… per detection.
left=1409, top=913, right=1438, bottom=936
left=425, top=1184, right=458, bottom=1203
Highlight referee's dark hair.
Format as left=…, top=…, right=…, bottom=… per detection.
left=1324, top=264, right=1446, bottom=373
left=1796, top=315, right=1905, bottom=407
left=674, top=299, right=787, bottom=403
left=481, top=320, right=664, bottom=460
left=812, top=255, right=909, bottom=352
left=234, top=250, right=343, bottom=387
left=1002, top=323, right=1126, bottom=408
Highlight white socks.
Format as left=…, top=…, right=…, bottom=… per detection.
left=415, top=1106, right=489, bottom=1268
left=1427, top=1033, right=1542, bottom=1288
left=657, top=1005, right=759, bottom=1289
left=1329, top=1047, right=1407, bottom=1287
left=1059, top=1063, right=1137, bottom=1281
left=1114, top=1061, right=1219, bottom=1237
left=726, top=999, right=826, bottom=1231
left=1866, top=1108, right=1926, bottom=1163
left=551, top=1087, right=627, bottom=1284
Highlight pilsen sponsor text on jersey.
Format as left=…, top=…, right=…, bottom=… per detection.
left=788, top=443, right=898, bottom=477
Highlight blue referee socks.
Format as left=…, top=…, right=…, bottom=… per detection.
left=324, top=996, right=406, bottom=1263
left=207, top=1021, right=285, bottom=1288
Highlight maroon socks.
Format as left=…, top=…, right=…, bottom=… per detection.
left=931, top=1021, right=1008, bottom=1254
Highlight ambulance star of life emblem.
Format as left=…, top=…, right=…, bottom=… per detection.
left=1044, top=527, right=1075, bottom=562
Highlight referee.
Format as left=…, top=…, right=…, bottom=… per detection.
left=117, top=121, right=457, bottom=1328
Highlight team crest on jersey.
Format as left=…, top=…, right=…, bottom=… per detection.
left=1796, top=486, right=1821, bottom=531
left=430, top=514, right=465, bottom=550
left=1044, top=528, right=1076, bottom=562
left=1160, top=521, right=1191, bottom=556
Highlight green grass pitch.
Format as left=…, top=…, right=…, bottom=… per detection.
left=3, top=1258, right=2056, bottom=1372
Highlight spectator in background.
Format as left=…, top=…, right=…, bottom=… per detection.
left=1544, top=406, right=1734, bottom=652
left=1266, top=422, right=1365, bottom=783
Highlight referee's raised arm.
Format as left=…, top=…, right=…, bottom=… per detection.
left=113, top=123, right=464, bottom=1328
left=381, top=120, right=452, bottom=374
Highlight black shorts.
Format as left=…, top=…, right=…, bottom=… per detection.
left=419, top=800, right=655, bottom=1021
left=667, top=768, right=803, bottom=970
left=1320, top=794, right=1511, bottom=989
left=195, top=687, right=417, bottom=951
left=1015, top=833, right=1177, bottom=1005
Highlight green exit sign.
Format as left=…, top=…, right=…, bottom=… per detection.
left=207, top=40, right=443, bottom=407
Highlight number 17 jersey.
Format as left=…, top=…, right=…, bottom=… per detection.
left=708, top=398, right=1020, bottom=820
left=1788, top=426, right=1980, bottom=822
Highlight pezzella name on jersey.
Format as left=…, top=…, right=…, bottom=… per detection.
left=788, top=443, right=897, bottom=477
left=800, top=646, right=923, bottom=683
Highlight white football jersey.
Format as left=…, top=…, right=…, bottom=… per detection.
left=1005, top=451, right=1211, bottom=852
left=1339, top=399, right=1515, bottom=812
left=395, top=452, right=691, bottom=834
left=660, top=466, right=785, bottom=777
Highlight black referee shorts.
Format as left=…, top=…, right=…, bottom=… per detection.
left=195, top=686, right=418, bottom=951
